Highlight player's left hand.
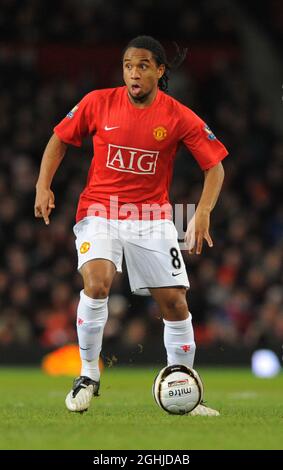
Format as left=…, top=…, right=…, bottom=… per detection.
left=185, top=209, right=213, bottom=255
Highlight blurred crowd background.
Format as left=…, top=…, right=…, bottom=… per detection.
left=0, top=0, right=282, bottom=363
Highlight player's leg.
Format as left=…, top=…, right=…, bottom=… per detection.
left=66, top=216, right=123, bottom=412
left=123, top=220, right=195, bottom=368
left=77, top=259, right=116, bottom=381
left=65, top=259, right=116, bottom=412
left=149, top=286, right=196, bottom=369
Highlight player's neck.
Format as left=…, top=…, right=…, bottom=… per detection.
left=127, top=87, right=159, bottom=109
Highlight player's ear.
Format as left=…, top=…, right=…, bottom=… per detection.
left=157, top=64, right=165, bottom=79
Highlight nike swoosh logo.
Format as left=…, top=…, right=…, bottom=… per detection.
left=172, top=272, right=182, bottom=277
left=79, top=347, right=91, bottom=350
left=104, top=125, right=120, bottom=131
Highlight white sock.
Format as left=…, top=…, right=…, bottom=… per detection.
left=163, top=314, right=196, bottom=368
left=77, top=290, right=108, bottom=381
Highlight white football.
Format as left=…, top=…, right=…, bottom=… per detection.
left=153, top=364, right=203, bottom=415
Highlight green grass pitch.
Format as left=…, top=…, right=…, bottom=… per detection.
left=0, top=367, right=282, bottom=450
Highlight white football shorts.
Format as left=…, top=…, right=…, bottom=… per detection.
left=73, top=216, right=189, bottom=296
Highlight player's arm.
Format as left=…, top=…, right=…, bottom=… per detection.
left=185, top=162, right=224, bottom=254
left=34, top=133, right=67, bottom=225
left=35, top=92, right=94, bottom=224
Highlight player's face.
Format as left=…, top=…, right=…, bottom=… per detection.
left=123, top=48, right=165, bottom=105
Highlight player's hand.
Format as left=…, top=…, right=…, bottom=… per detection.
left=185, top=209, right=213, bottom=255
left=34, top=187, right=55, bottom=225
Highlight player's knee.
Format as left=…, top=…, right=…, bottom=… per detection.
left=83, top=279, right=111, bottom=299
left=162, top=296, right=188, bottom=320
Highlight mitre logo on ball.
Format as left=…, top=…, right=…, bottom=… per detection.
left=107, top=144, right=159, bottom=175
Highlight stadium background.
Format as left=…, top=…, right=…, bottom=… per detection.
left=1, top=0, right=282, bottom=369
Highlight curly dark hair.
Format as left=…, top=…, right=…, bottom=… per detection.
left=123, top=35, right=187, bottom=93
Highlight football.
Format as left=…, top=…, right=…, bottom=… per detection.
left=153, top=364, right=203, bottom=415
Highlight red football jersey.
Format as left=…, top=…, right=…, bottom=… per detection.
left=54, top=86, right=228, bottom=221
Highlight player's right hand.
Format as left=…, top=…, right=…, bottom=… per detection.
left=34, top=187, right=55, bottom=225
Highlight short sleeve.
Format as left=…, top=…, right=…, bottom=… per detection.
left=54, top=92, right=96, bottom=147
left=179, top=105, right=228, bottom=170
